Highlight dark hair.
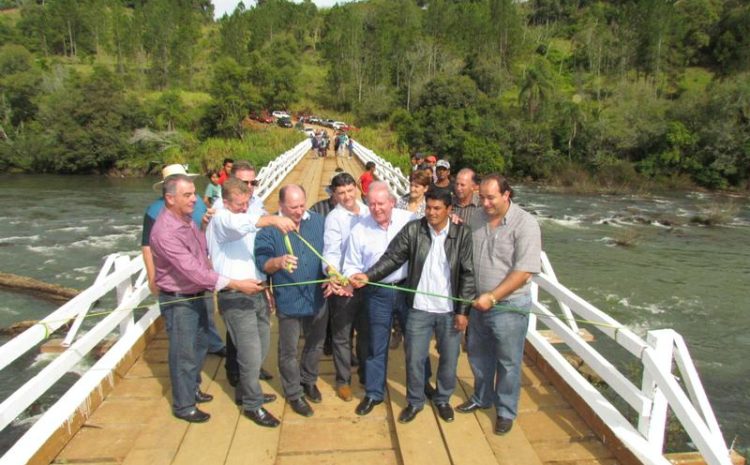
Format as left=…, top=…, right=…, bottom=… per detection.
left=222, top=158, right=234, bottom=166
left=424, top=188, right=453, bottom=207
left=417, top=163, right=431, bottom=171
left=330, top=172, right=356, bottom=190
left=481, top=173, right=514, bottom=199
left=231, top=160, right=255, bottom=176
left=409, top=170, right=431, bottom=188
left=365, top=161, right=376, bottom=170
left=206, top=170, right=218, bottom=179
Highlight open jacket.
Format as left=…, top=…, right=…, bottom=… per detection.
left=365, top=218, right=476, bottom=315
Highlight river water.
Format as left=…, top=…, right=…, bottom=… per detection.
left=0, top=174, right=748, bottom=457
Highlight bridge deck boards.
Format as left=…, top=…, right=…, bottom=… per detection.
left=51, top=151, right=619, bottom=465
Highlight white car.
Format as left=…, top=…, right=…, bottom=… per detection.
left=332, top=121, right=347, bottom=130
left=303, top=128, right=315, bottom=138
left=272, top=110, right=291, bottom=119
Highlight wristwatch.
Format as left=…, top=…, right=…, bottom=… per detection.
left=486, top=293, right=498, bottom=306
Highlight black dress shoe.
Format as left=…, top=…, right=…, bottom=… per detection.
left=302, top=383, right=322, bottom=403
left=210, top=347, right=227, bottom=357
left=495, top=417, right=514, bottom=435
left=289, top=397, right=314, bottom=417
left=355, top=396, right=383, bottom=416
left=398, top=404, right=422, bottom=423
left=227, top=371, right=239, bottom=387
left=244, top=407, right=280, bottom=428
left=195, top=390, right=213, bottom=403
left=456, top=399, right=489, bottom=414
left=235, top=393, right=278, bottom=406
left=259, top=368, right=273, bottom=381
left=174, top=408, right=210, bottom=423
left=424, top=383, right=437, bottom=400
left=435, top=402, right=454, bottom=422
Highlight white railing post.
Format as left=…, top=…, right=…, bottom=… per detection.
left=115, top=255, right=135, bottom=336
left=638, top=329, right=674, bottom=453
left=539, top=252, right=579, bottom=333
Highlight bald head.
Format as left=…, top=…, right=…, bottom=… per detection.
left=279, top=184, right=307, bottom=226
left=455, top=168, right=479, bottom=204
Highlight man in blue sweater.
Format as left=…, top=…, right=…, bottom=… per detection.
left=255, top=184, right=329, bottom=417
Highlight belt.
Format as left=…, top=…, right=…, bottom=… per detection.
left=383, top=279, right=407, bottom=286
left=218, top=289, right=241, bottom=294
left=160, top=290, right=206, bottom=298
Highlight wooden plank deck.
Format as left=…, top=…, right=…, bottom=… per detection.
left=51, top=149, right=620, bottom=465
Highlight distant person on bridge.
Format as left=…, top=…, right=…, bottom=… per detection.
left=149, top=173, right=265, bottom=424
left=206, top=178, right=295, bottom=428
left=430, top=159, right=454, bottom=197
left=358, top=161, right=377, bottom=200
left=254, top=185, right=335, bottom=418
left=457, top=174, right=541, bottom=436
left=203, top=170, right=221, bottom=207
left=350, top=188, right=475, bottom=424
left=217, top=158, right=233, bottom=185
left=322, top=172, right=371, bottom=402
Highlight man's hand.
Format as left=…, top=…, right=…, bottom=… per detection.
left=202, top=207, right=215, bottom=228
left=454, top=314, right=468, bottom=331
left=473, top=293, right=494, bottom=312
left=232, top=279, right=265, bottom=295
left=271, top=216, right=297, bottom=234
left=349, top=273, right=369, bottom=289
left=450, top=213, right=464, bottom=225
left=279, top=254, right=298, bottom=273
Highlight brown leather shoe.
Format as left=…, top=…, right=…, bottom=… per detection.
left=336, top=384, right=353, bottom=401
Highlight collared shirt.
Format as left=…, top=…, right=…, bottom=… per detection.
left=343, top=208, right=414, bottom=283
left=206, top=207, right=265, bottom=281
left=254, top=210, right=325, bottom=317
left=470, top=201, right=542, bottom=299
left=141, top=197, right=207, bottom=246
left=150, top=208, right=229, bottom=294
left=452, top=192, right=481, bottom=225
left=413, top=223, right=452, bottom=313
left=323, top=201, right=369, bottom=272
left=212, top=195, right=266, bottom=216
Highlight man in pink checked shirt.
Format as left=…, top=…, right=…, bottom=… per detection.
left=150, top=173, right=263, bottom=423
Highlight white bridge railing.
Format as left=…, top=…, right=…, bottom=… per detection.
left=351, top=140, right=409, bottom=197
left=529, top=252, right=731, bottom=465
left=0, top=142, right=733, bottom=465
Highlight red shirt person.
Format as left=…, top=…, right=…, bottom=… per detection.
left=217, top=158, right=234, bottom=185
left=358, top=161, right=377, bottom=198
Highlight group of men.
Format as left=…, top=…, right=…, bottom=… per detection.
left=144, top=155, right=541, bottom=437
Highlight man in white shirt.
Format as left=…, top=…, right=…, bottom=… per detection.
left=342, top=182, right=414, bottom=417
left=322, top=173, right=370, bottom=401
left=350, top=189, right=475, bottom=424
left=206, top=178, right=295, bottom=427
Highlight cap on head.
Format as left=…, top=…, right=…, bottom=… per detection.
left=436, top=159, right=450, bottom=170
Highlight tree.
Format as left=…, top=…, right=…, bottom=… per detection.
left=0, top=44, right=42, bottom=127
left=518, top=57, right=554, bottom=120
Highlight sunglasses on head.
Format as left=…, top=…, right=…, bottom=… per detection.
left=242, top=180, right=259, bottom=186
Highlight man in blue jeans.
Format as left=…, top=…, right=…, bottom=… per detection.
left=351, top=188, right=475, bottom=424
left=457, top=174, right=541, bottom=435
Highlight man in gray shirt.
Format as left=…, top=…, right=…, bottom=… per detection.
left=456, top=174, right=541, bottom=436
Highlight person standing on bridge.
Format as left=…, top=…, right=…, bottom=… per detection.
left=451, top=168, right=481, bottom=225
left=350, top=187, right=474, bottom=424
left=456, top=174, right=541, bottom=436
left=254, top=185, right=332, bottom=417
left=322, top=172, right=370, bottom=401
left=358, top=162, right=377, bottom=201
left=206, top=178, right=295, bottom=428
left=150, top=174, right=264, bottom=423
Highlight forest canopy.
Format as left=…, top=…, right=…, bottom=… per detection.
left=0, top=0, right=748, bottom=189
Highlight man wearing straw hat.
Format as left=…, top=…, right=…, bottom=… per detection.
left=150, top=173, right=266, bottom=423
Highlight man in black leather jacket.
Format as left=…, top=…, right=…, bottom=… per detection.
left=351, top=189, right=475, bottom=424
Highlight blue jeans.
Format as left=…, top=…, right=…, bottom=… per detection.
left=159, top=293, right=209, bottom=416
left=219, top=292, right=270, bottom=410
left=467, top=294, right=531, bottom=419
left=363, top=286, right=403, bottom=401
left=405, top=309, right=461, bottom=408
left=277, top=305, right=328, bottom=400
left=205, top=298, right=226, bottom=352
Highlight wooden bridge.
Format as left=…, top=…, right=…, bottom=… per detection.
left=47, top=149, right=620, bottom=465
